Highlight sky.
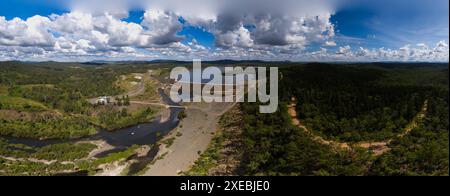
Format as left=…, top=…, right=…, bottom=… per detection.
left=0, top=0, right=448, bottom=62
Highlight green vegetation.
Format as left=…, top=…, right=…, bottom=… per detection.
left=236, top=64, right=449, bottom=176
left=0, top=139, right=139, bottom=176
left=0, top=95, right=47, bottom=112
left=178, top=111, right=187, bottom=120
left=0, top=62, right=166, bottom=139
left=0, top=85, right=9, bottom=95
left=31, top=143, right=96, bottom=161
left=184, top=132, right=225, bottom=176
left=189, top=63, right=448, bottom=176
left=9, top=84, right=90, bottom=114
left=376, top=67, right=449, bottom=88
left=134, top=80, right=159, bottom=101
left=161, top=137, right=176, bottom=148
left=92, top=145, right=139, bottom=166
left=0, top=139, right=96, bottom=161
left=0, top=116, right=96, bottom=139
left=1, top=62, right=448, bottom=176
left=116, top=74, right=141, bottom=92
left=151, top=68, right=171, bottom=78
left=0, top=62, right=123, bottom=98
left=114, top=95, right=130, bottom=106
left=281, top=64, right=435, bottom=142
left=0, top=158, right=75, bottom=176
left=0, top=140, right=97, bottom=176
left=185, top=105, right=243, bottom=176
left=239, top=102, right=373, bottom=175
left=75, top=145, right=139, bottom=175
left=369, top=96, right=449, bottom=176
left=95, top=107, right=157, bottom=131
left=0, top=62, right=173, bottom=175
left=155, top=131, right=162, bottom=138
left=0, top=82, right=98, bottom=140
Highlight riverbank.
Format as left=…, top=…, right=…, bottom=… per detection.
left=143, top=102, right=236, bottom=176
left=183, top=104, right=244, bottom=176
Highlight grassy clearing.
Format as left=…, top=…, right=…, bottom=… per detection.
left=0, top=85, right=8, bottom=96
left=133, top=79, right=159, bottom=102
left=116, top=74, right=142, bottom=92
left=150, top=68, right=170, bottom=77
left=0, top=95, right=47, bottom=111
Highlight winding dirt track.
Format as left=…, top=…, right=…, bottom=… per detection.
left=288, top=98, right=428, bottom=156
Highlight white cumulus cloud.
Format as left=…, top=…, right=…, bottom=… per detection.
left=0, top=0, right=448, bottom=62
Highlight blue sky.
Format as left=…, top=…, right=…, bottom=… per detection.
left=331, top=0, right=449, bottom=49
left=0, top=0, right=67, bottom=20
left=0, top=0, right=448, bottom=61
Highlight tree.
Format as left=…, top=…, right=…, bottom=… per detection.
left=124, top=95, right=130, bottom=106
left=178, top=111, right=187, bottom=120
left=121, top=108, right=128, bottom=117
left=116, top=97, right=122, bottom=106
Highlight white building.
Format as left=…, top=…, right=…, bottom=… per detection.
left=97, top=96, right=109, bottom=104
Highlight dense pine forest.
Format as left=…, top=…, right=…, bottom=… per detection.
left=280, top=64, right=440, bottom=142
left=237, top=63, right=449, bottom=175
